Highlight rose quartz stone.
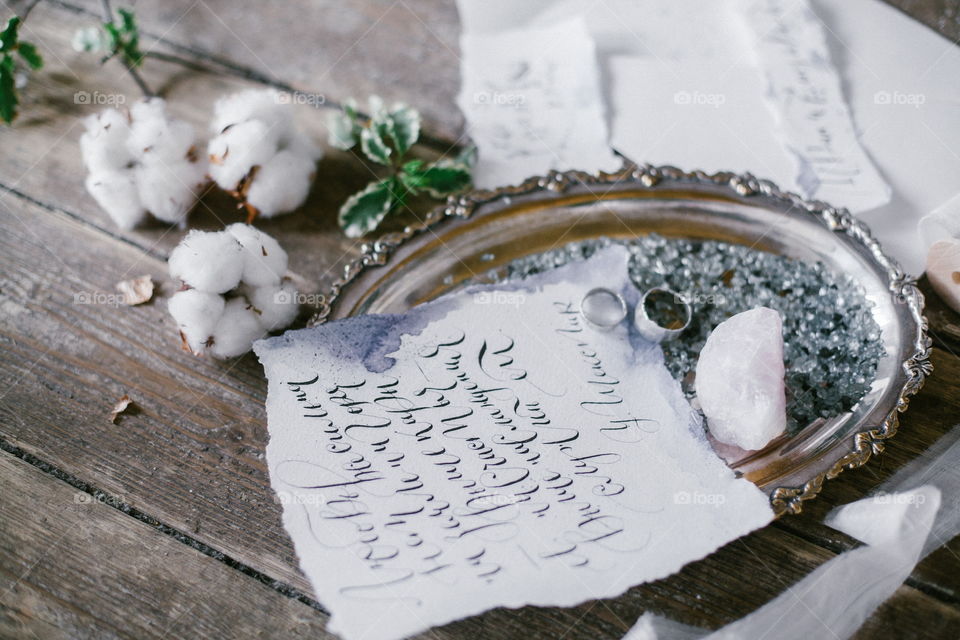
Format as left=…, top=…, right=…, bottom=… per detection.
left=926, top=238, right=960, bottom=315
left=695, top=307, right=787, bottom=451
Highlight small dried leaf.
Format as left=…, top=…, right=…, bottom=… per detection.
left=109, top=394, right=133, bottom=423
left=116, top=274, right=154, bottom=305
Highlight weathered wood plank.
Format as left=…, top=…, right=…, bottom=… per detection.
left=855, top=586, right=960, bottom=639
left=59, top=0, right=465, bottom=142
left=2, top=0, right=960, bottom=636
left=885, top=0, right=960, bottom=41
left=0, top=1, right=376, bottom=289
left=0, top=450, right=334, bottom=639
left=2, top=193, right=960, bottom=638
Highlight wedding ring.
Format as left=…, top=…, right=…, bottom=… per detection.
left=635, top=286, right=692, bottom=342
left=580, top=287, right=627, bottom=330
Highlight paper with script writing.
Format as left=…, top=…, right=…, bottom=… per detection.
left=456, top=15, right=620, bottom=189
left=739, top=0, right=891, bottom=212
left=255, top=247, right=773, bottom=640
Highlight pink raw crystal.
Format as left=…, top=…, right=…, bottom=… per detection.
left=695, top=307, right=787, bottom=451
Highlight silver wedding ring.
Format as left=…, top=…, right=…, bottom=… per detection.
left=580, top=287, right=627, bottom=330
left=635, top=286, right=692, bottom=343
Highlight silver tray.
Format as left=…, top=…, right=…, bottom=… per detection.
left=309, top=164, right=932, bottom=516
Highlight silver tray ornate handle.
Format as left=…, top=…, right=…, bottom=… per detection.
left=309, top=164, right=933, bottom=517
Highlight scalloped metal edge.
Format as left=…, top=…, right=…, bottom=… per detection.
left=308, top=163, right=933, bottom=517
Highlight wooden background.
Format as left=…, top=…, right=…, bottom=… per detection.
left=1, top=1, right=959, bottom=638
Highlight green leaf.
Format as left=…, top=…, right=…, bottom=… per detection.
left=401, top=159, right=424, bottom=174
left=116, top=9, right=143, bottom=67
left=360, top=123, right=392, bottom=165
left=102, top=21, right=122, bottom=58
left=384, top=103, right=420, bottom=156
left=432, top=145, right=477, bottom=171
left=327, top=109, right=360, bottom=150
left=118, top=8, right=138, bottom=34
left=367, top=95, right=386, bottom=119
left=17, top=41, right=42, bottom=70
left=343, top=97, right=359, bottom=121
left=338, top=179, right=397, bottom=238
left=0, top=55, right=17, bottom=124
left=0, top=17, right=19, bottom=54
left=400, top=164, right=471, bottom=198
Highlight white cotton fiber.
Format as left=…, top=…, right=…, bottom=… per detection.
left=247, top=281, right=300, bottom=330
left=135, top=159, right=208, bottom=225
left=80, top=98, right=207, bottom=229
left=209, top=298, right=266, bottom=359
left=207, top=119, right=280, bottom=190
left=168, top=226, right=300, bottom=358
left=225, top=223, right=288, bottom=287
left=207, top=89, right=321, bottom=219
left=127, top=99, right=196, bottom=161
left=168, top=229, right=244, bottom=294
left=80, top=109, right=135, bottom=174
left=84, top=171, right=145, bottom=230
left=168, top=289, right=225, bottom=354
left=210, top=89, right=292, bottom=140
left=245, top=149, right=316, bottom=219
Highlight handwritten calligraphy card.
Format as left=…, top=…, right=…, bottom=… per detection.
left=457, top=16, right=620, bottom=189
left=255, top=247, right=773, bottom=640
left=738, top=0, right=891, bottom=212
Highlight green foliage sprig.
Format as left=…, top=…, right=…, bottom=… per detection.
left=0, top=15, right=44, bottom=124
left=74, top=3, right=151, bottom=96
left=330, top=96, right=473, bottom=238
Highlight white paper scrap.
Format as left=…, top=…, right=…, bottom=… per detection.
left=609, top=58, right=798, bottom=181
left=738, top=0, right=892, bottom=212
left=256, top=247, right=773, bottom=640
left=456, top=16, right=620, bottom=189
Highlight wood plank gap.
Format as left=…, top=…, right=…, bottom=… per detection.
left=0, top=182, right=168, bottom=262
left=773, top=518, right=960, bottom=606
left=0, top=434, right=328, bottom=616
left=46, top=0, right=462, bottom=154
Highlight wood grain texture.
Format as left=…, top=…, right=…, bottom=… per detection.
left=0, top=451, right=335, bottom=639
left=62, top=0, right=465, bottom=143
left=0, top=0, right=959, bottom=637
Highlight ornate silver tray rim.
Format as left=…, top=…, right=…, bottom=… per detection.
left=308, top=163, right=932, bottom=517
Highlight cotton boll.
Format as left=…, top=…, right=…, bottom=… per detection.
left=80, top=109, right=135, bottom=174
left=244, top=149, right=316, bottom=218
left=167, top=226, right=297, bottom=357
left=82, top=100, right=206, bottom=229
left=225, top=223, right=288, bottom=287
left=168, top=230, right=244, bottom=293
left=208, top=89, right=319, bottom=219
left=127, top=99, right=200, bottom=164
left=135, top=158, right=208, bottom=226
left=209, top=297, right=266, bottom=358
left=207, top=120, right=280, bottom=190
left=247, top=281, right=300, bottom=330
left=210, top=89, right=292, bottom=141
left=168, top=289, right=225, bottom=355
left=284, top=134, right=323, bottom=163
left=84, top=171, right=146, bottom=229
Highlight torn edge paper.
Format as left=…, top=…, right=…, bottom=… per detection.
left=738, top=0, right=891, bottom=212
left=256, top=246, right=772, bottom=640
left=456, top=15, right=620, bottom=189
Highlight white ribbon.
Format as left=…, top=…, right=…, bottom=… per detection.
left=626, top=428, right=960, bottom=640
